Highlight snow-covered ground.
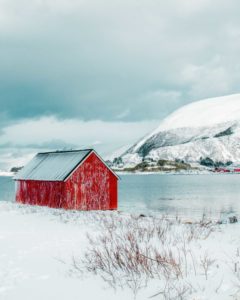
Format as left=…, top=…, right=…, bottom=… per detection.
left=0, top=202, right=127, bottom=300
left=1, top=201, right=240, bottom=300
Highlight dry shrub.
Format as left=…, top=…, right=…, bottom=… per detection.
left=69, top=213, right=216, bottom=298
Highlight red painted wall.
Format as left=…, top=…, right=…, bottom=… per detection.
left=15, top=180, right=65, bottom=208
left=63, top=152, right=117, bottom=210
left=16, top=152, right=118, bottom=210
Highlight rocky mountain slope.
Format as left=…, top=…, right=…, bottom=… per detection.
left=113, top=94, right=240, bottom=168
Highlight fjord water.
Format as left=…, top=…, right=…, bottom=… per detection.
left=119, top=174, right=240, bottom=219
left=0, top=176, right=15, bottom=202
left=1, top=174, right=240, bottom=218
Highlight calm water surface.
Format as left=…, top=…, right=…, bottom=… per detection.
left=1, top=174, right=240, bottom=218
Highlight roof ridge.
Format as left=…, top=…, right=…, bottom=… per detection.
left=38, top=149, right=93, bottom=155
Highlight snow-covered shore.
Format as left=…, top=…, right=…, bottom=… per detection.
left=0, top=171, right=14, bottom=177
left=0, top=201, right=240, bottom=300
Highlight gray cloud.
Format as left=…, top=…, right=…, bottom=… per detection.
left=0, top=117, right=158, bottom=170
left=1, top=0, right=240, bottom=169
left=0, top=0, right=240, bottom=124
left=0, top=139, right=78, bottom=150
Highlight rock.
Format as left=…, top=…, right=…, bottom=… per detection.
left=229, top=216, right=238, bottom=223
left=184, top=221, right=193, bottom=225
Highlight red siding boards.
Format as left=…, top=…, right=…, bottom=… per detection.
left=16, top=180, right=65, bottom=208
left=64, top=152, right=117, bottom=210
left=15, top=151, right=118, bottom=211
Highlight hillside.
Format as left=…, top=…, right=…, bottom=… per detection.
left=113, top=94, right=240, bottom=170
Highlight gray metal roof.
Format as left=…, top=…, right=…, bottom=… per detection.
left=14, top=149, right=93, bottom=181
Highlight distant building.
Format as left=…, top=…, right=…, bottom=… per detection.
left=14, top=149, right=118, bottom=210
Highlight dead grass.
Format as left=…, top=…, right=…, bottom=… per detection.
left=69, top=213, right=216, bottom=298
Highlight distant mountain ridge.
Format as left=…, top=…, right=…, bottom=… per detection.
left=113, top=94, right=240, bottom=168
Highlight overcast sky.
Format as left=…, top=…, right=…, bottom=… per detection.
left=0, top=0, right=240, bottom=170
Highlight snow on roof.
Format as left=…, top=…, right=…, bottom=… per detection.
left=14, top=149, right=93, bottom=181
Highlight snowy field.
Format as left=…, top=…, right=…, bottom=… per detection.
left=1, top=201, right=240, bottom=300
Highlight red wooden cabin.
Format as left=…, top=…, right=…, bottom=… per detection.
left=14, top=149, right=118, bottom=210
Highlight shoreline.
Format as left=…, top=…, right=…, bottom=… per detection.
left=115, top=170, right=237, bottom=175
left=0, top=171, right=14, bottom=177
left=1, top=171, right=240, bottom=177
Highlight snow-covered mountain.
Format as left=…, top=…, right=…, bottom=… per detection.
left=104, top=144, right=131, bottom=162
left=115, top=94, right=240, bottom=167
